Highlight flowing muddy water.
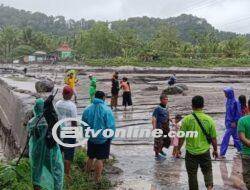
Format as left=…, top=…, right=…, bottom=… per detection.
left=1, top=65, right=250, bottom=189
left=71, top=71, right=250, bottom=190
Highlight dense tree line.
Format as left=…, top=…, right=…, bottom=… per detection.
left=0, top=4, right=250, bottom=62
left=1, top=23, right=249, bottom=62
left=0, top=4, right=242, bottom=42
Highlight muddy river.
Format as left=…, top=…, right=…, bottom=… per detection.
left=1, top=64, right=250, bottom=190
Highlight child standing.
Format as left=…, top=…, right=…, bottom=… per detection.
left=171, top=114, right=182, bottom=158
left=239, top=95, right=249, bottom=116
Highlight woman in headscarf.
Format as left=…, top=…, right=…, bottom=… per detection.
left=28, top=98, right=64, bottom=190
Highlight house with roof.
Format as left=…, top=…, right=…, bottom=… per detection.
left=56, top=42, right=74, bottom=60
left=16, top=51, right=49, bottom=64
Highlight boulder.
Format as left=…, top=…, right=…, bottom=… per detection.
left=144, top=85, right=158, bottom=91
left=175, top=84, right=188, bottom=91
left=162, top=86, right=184, bottom=95
left=35, top=79, right=54, bottom=93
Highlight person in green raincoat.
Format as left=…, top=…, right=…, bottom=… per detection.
left=89, top=74, right=97, bottom=103
left=27, top=98, right=64, bottom=190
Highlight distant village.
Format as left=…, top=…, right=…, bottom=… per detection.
left=13, top=43, right=75, bottom=64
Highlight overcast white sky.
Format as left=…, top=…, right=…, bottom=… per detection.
left=1, top=0, right=250, bottom=34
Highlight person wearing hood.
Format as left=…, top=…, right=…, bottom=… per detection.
left=220, top=87, right=242, bottom=157
left=65, top=70, right=78, bottom=104
left=89, top=74, right=97, bottom=103
left=168, top=74, right=177, bottom=86
left=82, top=91, right=116, bottom=182
left=28, top=98, right=64, bottom=190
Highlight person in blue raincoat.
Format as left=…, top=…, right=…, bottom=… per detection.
left=220, top=87, right=242, bottom=157
left=82, top=91, right=115, bottom=182
left=27, top=98, right=64, bottom=190
left=168, top=74, right=177, bottom=86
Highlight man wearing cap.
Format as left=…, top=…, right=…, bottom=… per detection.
left=55, top=86, right=78, bottom=179
left=82, top=91, right=115, bottom=182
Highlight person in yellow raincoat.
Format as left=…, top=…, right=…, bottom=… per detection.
left=89, top=74, right=97, bottom=103
left=27, top=98, right=64, bottom=190
left=65, top=70, right=78, bottom=103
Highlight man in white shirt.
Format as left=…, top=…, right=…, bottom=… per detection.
left=55, top=85, right=77, bottom=179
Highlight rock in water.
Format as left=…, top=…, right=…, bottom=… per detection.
left=144, top=85, right=158, bottom=91
left=104, top=165, right=123, bottom=175
left=175, top=84, right=188, bottom=91
left=162, top=86, right=183, bottom=95
left=35, top=79, right=54, bottom=93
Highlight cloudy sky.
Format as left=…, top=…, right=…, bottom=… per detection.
left=1, top=0, right=250, bottom=34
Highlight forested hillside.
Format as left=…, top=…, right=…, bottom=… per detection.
left=0, top=4, right=250, bottom=65
left=0, top=5, right=240, bottom=43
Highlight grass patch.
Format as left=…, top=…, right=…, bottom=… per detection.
left=0, top=159, right=33, bottom=190
left=84, top=57, right=250, bottom=68
left=0, top=149, right=113, bottom=190
left=65, top=148, right=113, bottom=190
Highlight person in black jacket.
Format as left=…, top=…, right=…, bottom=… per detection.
left=111, top=72, right=119, bottom=110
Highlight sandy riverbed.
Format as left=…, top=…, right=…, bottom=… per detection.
left=0, top=64, right=249, bottom=190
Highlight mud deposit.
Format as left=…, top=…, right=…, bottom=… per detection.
left=0, top=64, right=250, bottom=190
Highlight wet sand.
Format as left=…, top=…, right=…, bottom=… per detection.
left=73, top=70, right=249, bottom=190
left=1, top=64, right=250, bottom=189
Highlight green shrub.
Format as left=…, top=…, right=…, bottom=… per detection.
left=0, top=159, right=33, bottom=190
left=0, top=149, right=113, bottom=190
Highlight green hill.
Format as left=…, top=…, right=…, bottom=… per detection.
left=0, top=4, right=241, bottom=43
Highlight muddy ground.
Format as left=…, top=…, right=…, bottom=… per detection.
left=0, top=64, right=250, bottom=190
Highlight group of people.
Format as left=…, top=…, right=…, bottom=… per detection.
left=152, top=87, right=250, bottom=190
left=111, top=72, right=133, bottom=111
left=27, top=70, right=136, bottom=190
left=28, top=85, right=116, bottom=190
left=65, top=70, right=133, bottom=111
left=64, top=70, right=97, bottom=104
left=26, top=68, right=250, bottom=190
